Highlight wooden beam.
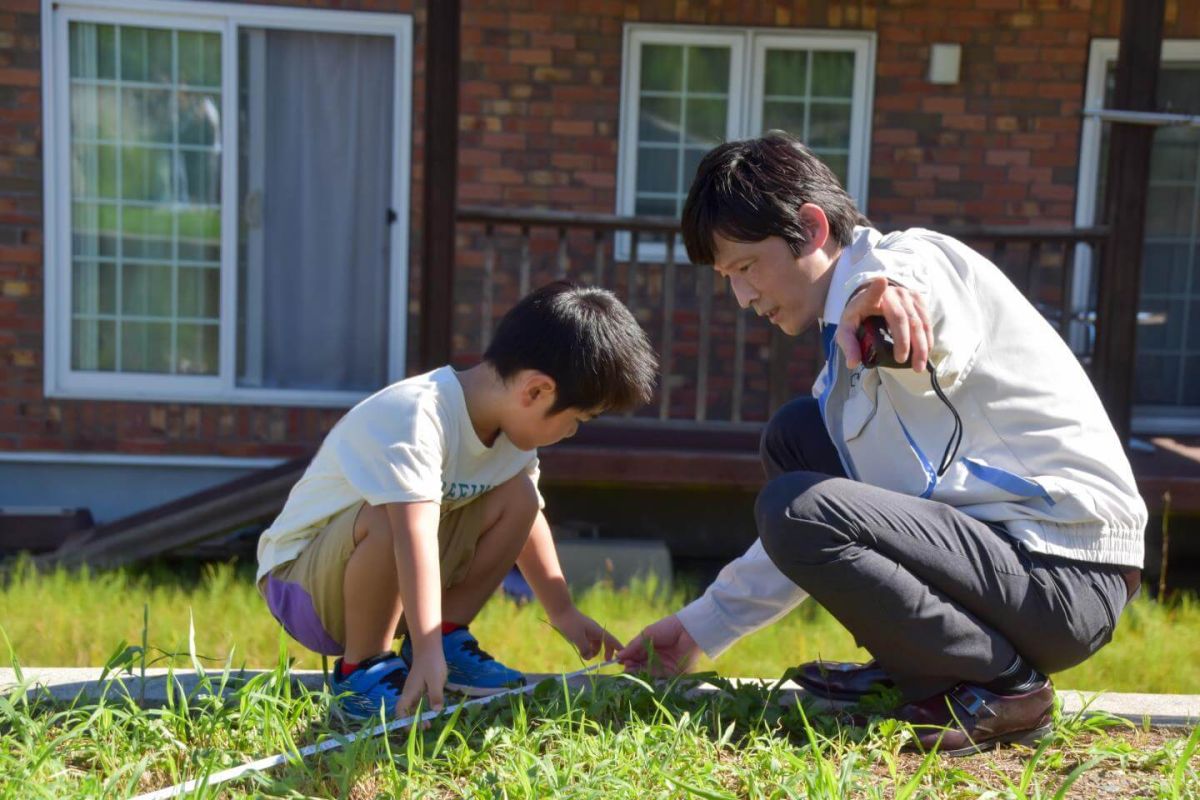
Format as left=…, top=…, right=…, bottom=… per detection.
left=419, top=0, right=460, bottom=370
left=1091, top=0, right=1165, bottom=445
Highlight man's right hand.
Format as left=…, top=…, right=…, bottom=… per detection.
left=396, top=646, right=447, bottom=719
left=616, top=614, right=701, bottom=676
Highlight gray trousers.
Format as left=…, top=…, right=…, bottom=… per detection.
left=757, top=397, right=1131, bottom=701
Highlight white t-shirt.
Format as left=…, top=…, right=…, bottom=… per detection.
left=256, top=366, right=541, bottom=580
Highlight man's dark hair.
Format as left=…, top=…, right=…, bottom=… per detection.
left=484, top=281, right=658, bottom=414
left=681, top=131, right=869, bottom=265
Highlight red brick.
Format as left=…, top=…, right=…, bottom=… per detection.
left=550, top=119, right=594, bottom=136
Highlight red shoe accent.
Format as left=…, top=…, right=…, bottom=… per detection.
left=442, top=622, right=463, bottom=635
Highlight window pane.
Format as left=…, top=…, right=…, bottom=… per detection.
left=180, top=151, right=220, bottom=204
left=70, top=23, right=117, bottom=80
left=817, top=152, right=849, bottom=186
left=237, top=28, right=393, bottom=391
left=1138, top=297, right=1185, bottom=351
left=177, top=207, right=221, bottom=262
left=120, top=321, right=173, bottom=372
left=178, top=265, right=220, bottom=318
left=1102, top=61, right=1200, bottom=411
left=72, top=318, right=116, bottom=371
left=67, top=22, right=222, bottom=378
left=120, top=146, right=172, bottom=201
left=179, top=92, right=221, bottom=146
left=633, top=41, right=732, bottom=234
left=178, top=31, right=221, bottom=88
left=636, top=146, right=678, bottom=193
left=122, top=206, right=173, bottom=260
left=812, top=51, right=854, bottom=97
left=71, top=143, right=118, bottom=199
left=686, top=46, right=730, bottom=93
left=123, top=87, right=173, bottom=143
left=72, top=259, right=117, bottom=315
left=683, top=148, right=708, bottom=189
left=1136, top=354, right=1180, bottom=404
left=120, top=27, right=173, bottom=84
left=685, top=98, right=726, bottom=144
left=122, top=262, right=173, bottom=318
left=765, top=49, right=807, bottom=96
left=641, top=44, right=683, bottom=91
left=72, top=202, right=117, bottom=257
left=634, top=195, right=676, bottom=218
left=177, top=323, right=219, bottom=375
left=70, top=85, right=119, bottom=140
left=762, top=100, right=806, bottom=136
left=1141, top=241, right=1190, bottom=295
left=809, top=102, right=852, bottom=149
left=639, top=95, right=681, bottom=143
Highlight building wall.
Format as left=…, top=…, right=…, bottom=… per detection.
left=2, top=0, right=1199, bottom=488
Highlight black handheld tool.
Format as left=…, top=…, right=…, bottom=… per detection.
left=851, top=315, right=962, bottom=477
left=855, top=316, right=909, bottom=369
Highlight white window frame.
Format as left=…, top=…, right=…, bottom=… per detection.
left=1076, top=38, right=1200, bottom=434
left=42, top=0, right=413, bottom=407
left=616, top=23, right=876, bottom=263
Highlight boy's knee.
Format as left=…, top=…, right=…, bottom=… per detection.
left=493, top=473, right=540, bottom=520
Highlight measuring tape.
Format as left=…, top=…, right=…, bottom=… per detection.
left=131, top=660, right=616, bottom=800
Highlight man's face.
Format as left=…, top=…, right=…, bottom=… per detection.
left=711, top=233, right=834, bottom=336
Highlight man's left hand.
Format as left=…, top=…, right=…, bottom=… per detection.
left=549, top=606, right=623, bottom=660
left=835, top=276, right=933, bottom=372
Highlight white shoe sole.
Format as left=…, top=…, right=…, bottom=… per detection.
left=446, top=680, right=525, bottom=697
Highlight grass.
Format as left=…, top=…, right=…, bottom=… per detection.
left=1, top=561, right=1199, bottom=798
left=3, top=560, right=1200, bottom=693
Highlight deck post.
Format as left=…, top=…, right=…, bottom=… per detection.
left=1091, top=0, right=1165, bottom=445
left=419, top=0, right=460, bottom=370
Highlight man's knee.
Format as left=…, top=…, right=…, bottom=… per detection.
left=756, top=472, right=845, bottom=565
left=759, top=397, right=822, bottom=473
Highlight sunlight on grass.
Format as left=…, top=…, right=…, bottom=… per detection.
left=2, top=560, right=1198, bottom=693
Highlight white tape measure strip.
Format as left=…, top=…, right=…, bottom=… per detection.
left=132, top=660, right=615, bottom=800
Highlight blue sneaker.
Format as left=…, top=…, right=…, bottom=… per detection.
left=328, top=653, right=410, bottom=720
left=401, top=627, right=525, bottom=696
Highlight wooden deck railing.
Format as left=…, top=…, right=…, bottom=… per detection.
left=456, top=205, right=1110, bottom=431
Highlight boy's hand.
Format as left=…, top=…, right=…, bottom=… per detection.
left=396, top=647, right=447, bottom=719
left=617, top=614, right=700, bottom=676
left=549, top=606, right=622, bottom=660
left=836, top=276, right=933, bottom=372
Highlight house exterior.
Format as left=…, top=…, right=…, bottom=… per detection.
left=1, top=0, right=1198, bottom=529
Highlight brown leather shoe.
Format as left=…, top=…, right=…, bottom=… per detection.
left=897, top=680, right=1055, bottom=757
left=792, top=659, right=896, bottom=702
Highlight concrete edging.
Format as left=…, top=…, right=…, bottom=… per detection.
left=1, top=668, right=1196, bottom=728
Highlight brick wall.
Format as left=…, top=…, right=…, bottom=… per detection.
left=0, top=0, right=421, bottom=459
left=2, top=0, right=1199, bottom=459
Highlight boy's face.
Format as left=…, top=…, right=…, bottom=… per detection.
left=502, top=372, right=600, bottom=450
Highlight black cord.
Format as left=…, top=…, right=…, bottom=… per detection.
left=927, top=363, right=963, bottom=477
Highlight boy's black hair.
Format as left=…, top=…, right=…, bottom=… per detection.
left=484, top=281, right=658, bottom=414
left=681, top=131, right=870, bottom=266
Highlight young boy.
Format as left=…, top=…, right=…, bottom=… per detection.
left=257, top=281, right=658, bottom=720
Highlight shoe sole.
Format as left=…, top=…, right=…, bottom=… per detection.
left=936, top=721, right=1054, bottom=758
left=793, top=676, right=894, bottom=703
left=446, top=680, right=525, bottom=698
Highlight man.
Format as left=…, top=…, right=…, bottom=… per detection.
left=617, top=132, right=1146, bottom=755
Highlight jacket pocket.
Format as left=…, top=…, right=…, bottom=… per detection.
left=843, top=377, right=939, bottom=498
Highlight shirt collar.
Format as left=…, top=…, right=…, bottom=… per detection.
left=820, top=225, right=880, bottom=326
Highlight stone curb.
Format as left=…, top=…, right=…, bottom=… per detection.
left=2, top=668, right=1197, bottom=728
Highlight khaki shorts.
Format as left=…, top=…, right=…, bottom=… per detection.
left=258, top=499, right=488, bottom=655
